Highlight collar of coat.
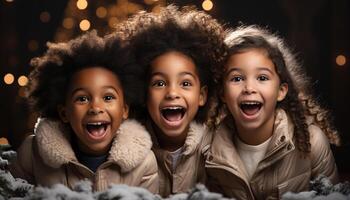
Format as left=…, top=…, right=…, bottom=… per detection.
left=34, top=118, right=152, bottom=172
left=209, top=109, right=295, bottom=178
left=146, top=120, right=207, bottom=156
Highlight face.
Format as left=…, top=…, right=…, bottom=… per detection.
left=147, top=51, right=207, bottom=147
left=222, top=48, right=288, bottom=139
left=58, top=67, right=128, bottom=156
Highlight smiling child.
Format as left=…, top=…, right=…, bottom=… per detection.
left=10, top=31, right=158, bottom=192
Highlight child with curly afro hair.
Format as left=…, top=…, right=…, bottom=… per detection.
left=205, top=25, right=339, bottom=199
left=10, top=31, right=158, bottom=192
left=106, top=5, right=226, bottom=197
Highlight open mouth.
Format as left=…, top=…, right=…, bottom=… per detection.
left=240, top=101, right=262, bottom=116
left=85, top=122, right=110, bottom=137
left=161, top=106, right=186, bottom=122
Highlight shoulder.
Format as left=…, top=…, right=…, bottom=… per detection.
left=109, top=119, right=154, bottom=172
left=308, top=124, right=331, bottom=151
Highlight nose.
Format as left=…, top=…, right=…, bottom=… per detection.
left=88, top=99, right=104, bottom=115
left=243, top=79, right=256, bottom=94
left=165, top=85, right=180, bottom=100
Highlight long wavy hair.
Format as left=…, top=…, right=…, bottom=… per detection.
left=207, top=25, right=340, bottom=154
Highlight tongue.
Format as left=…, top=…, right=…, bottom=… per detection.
left=87, top=125, right=105, bottom=136
left=163, top=110, right=182, bottom=122
left=242, top=106, right=260, bottom=116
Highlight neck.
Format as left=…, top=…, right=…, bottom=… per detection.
left=152, top=123, right=187, bottom=152
left=235, top=115, right=275, bottom=145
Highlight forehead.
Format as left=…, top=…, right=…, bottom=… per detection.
left=226, top=48, right=275, bottom=72
left=69, top=66, right=122, bottom=89
left=150, top=51, right=199, bottom=77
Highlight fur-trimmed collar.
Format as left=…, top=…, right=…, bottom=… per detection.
left=147, top=120, right=207, bottom=155
left=34, top=118, right=152, bottom=172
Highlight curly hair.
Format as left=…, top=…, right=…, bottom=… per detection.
left=108, top=5, right=226, bottom=123
left=208, top=25, right=340, bottom=154
left=26, top=31, right=137, bottom=120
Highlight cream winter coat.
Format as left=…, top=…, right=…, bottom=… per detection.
left=147, top=121, right=212, bottom=197
left=205, top=109, right=338, bottom=200
left=10, top=119, right=158, bottom=193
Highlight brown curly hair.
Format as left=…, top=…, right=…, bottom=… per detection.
left=208, top=25, right=340, bottom=154
left=26, top=31, right=137, bottom=120
left=107, top=5, right=227, bottom=123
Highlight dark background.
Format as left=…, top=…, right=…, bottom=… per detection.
left=1, top=0, right=349, bottom=179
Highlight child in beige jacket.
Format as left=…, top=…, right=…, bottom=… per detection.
left=108, top=5, right=226, bottom=197
left=10, top=31, right=158, bottom=192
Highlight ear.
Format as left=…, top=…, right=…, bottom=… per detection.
left=57, top=105, right=69, bottom=123
left=122, top=104, right=129, bottom=120
left=277, top=83, right=288, bottom=102
left=199, top=86, right=208, bottom=106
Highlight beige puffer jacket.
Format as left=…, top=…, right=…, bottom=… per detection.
left=147, top=121, right=212, bottom=197
left=205, top=109, right=338, bottom=200
left=10, top=118, right=159, bottom=193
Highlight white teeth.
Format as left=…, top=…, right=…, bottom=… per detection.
left=87, top=122, right=103, bottom=125
left=162, top=106, right=184, bottom=110
left=241, top=101, right=261, bottom=105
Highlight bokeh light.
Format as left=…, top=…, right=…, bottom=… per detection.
left=202, top=0, right=213, bottom=11
left=336, top=55, right=346, bottom=66
left=18, top=75, right=28, bottom=86
left=28, top=40, right=39, bottom=52
left=4, top=73, right=15, bottom=85
left=77, top=0, right=88, bottom=10
left=79, top=19, right=90, bottom=31
left=108, top=17, right=118, bottom=28
left=96, top=6, right=107, bottom=18
left=40, top=11, right=51, bottom=23
left=63, top=18, right=74, bottom=29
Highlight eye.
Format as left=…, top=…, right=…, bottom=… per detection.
left=181, top=81, right=192, bottom=87
left=230, top=76, right=244, bottom=82
left=258, top=75, right=269, bottom=81
left=75, top=96, right=89, bottom=103
left=104, top=95, right=115, bottom=101
left=151, top=80, right=166, bottom=87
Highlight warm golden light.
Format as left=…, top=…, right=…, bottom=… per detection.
left=63, top=18, right=74, bottom=29
left=202, top=0, right=213, bottom=11
left=108, top=17, right=118, bottom=28
left=5, top=0, right=14, bottom=3
left=96, top=7, right=107, bottom=18
left=18, top=75, right=28, bottom=86
left=4, top=73, right=14, bottom=85
left=77, top=0, right=88, bottom=10
left=336, top=55, right=346, bottom=66
left=40, top=11, right=51, bottom=23
left=79, top=19, right=90, bottom=31
left=28, top=40, right=39, bottom=52
left=0, top=137, right=9, bottom=145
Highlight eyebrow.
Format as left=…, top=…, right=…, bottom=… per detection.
left=70, top=86, right=119, bottom=95
left=226, top=67, right=274, bottom=74
left=150, top=71, right=197, bottom=79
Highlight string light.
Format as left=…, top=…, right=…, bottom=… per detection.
left=202, top=0, right=213, bottom=11
left=336, top=55, right=346, bottom=66
left=18, top=75, right=28, bottom=86
left=4, top=73, right=14, bottom=85
left=79, top=19, right=90, bottom=31
left=77, top=0, right=88, bottom=10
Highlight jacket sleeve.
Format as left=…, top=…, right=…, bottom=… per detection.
left=309, top=125, right=339, bottom=184
left=139, top=151, right=159, bottom=194
left=9, top=135, right=35, bottom=184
